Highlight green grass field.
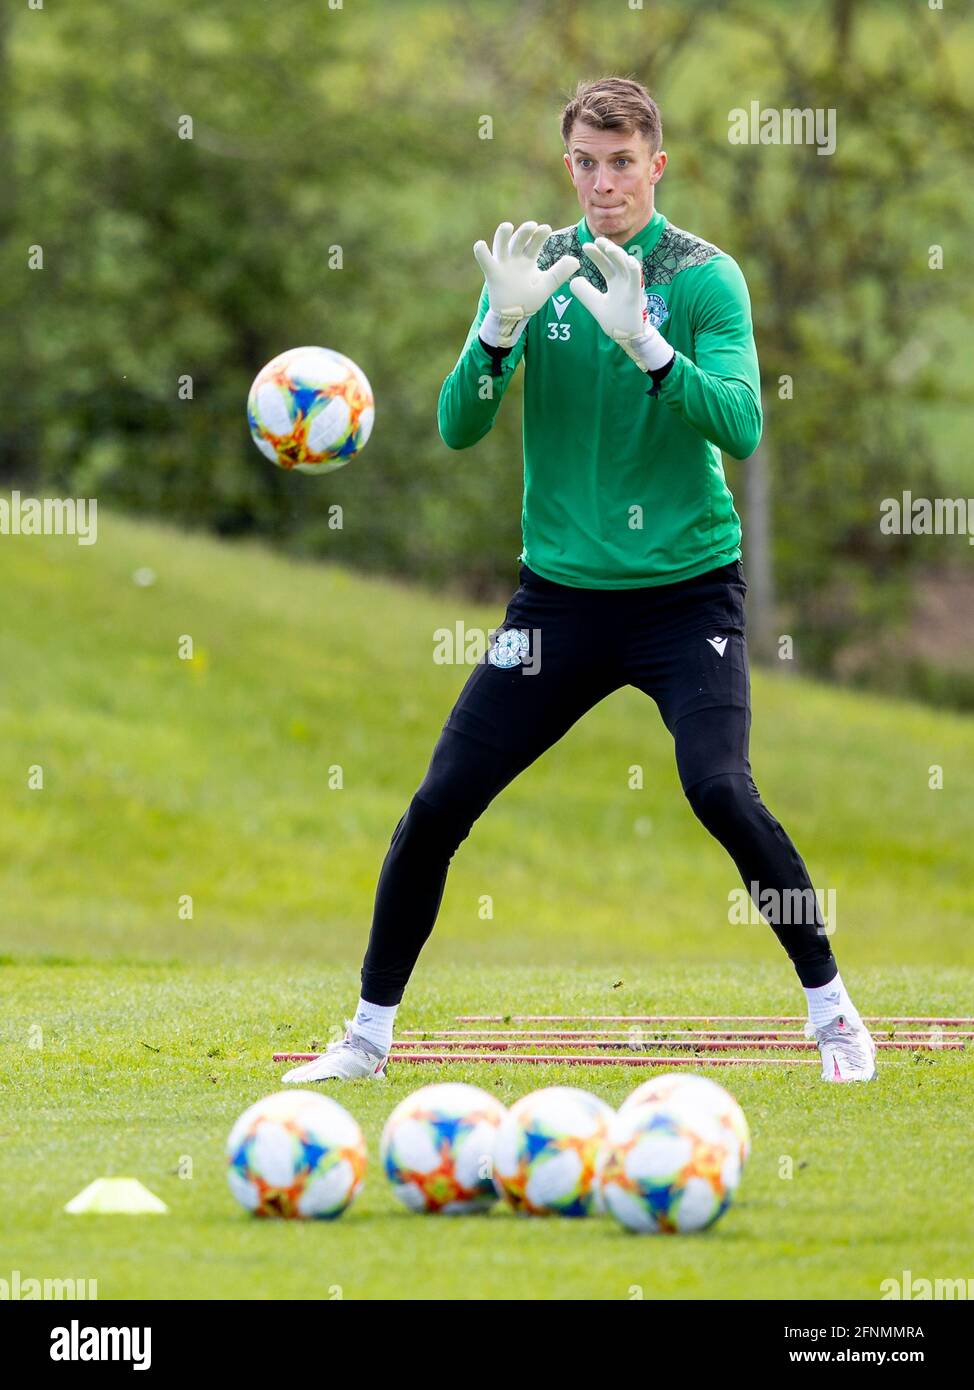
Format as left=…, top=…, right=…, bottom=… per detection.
left=1, top=511, right=972, bottom=1299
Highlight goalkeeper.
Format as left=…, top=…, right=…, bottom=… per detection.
left=286, top=76, right=877, bottom=1086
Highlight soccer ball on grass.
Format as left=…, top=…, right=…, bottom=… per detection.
left=226, top=1089, right=366, bottom=1219
left=599, top=1094, right=741, bottom=1234
left=492, top=1086, right=613, bottom=1216
left=381, top=1082, right=507, bottom=1214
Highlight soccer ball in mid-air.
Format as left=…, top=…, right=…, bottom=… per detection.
left=247, top=345, right=374, bottom=473
left=598, top=1095, right=741, bottom=1234
left=381, top=1083, right=507, bottom=1214
left=620, top=1072, right=751, bottom=1166
left=492, top=1086, right=614, bottom=1216
left=226, top=1089, right=366, bottom=1219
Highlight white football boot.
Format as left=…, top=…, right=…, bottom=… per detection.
left=808, top=1013, right=877, bottom=1082
left=282, top=1022, right=389, bottom=1084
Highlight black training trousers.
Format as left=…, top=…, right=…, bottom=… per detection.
left=360, top=559, right=838, bottom=1004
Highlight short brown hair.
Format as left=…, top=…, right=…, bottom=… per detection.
left=560, top=77, right=662, bottom=154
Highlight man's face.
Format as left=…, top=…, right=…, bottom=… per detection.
left=563, top=121, right=666, bottom=245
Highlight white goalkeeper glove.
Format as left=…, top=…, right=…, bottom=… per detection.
left=473, top=221, right=580, bottom=349
left=570, top=236, right=674, bottom=373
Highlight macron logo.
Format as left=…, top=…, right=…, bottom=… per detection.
left=707, top=636, right=728, bottom=657
left=551, top=294, right=571, bottom=321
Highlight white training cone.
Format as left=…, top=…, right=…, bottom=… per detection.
left=65, top=1178, right=169, bottom=1214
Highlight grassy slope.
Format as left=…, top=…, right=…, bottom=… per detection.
left=0, top=511, right=972, bottom=1299
left=0, top=509, right=972, bottom=972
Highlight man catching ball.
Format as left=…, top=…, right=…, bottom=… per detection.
left=285, top=76, right=877, bottom=1087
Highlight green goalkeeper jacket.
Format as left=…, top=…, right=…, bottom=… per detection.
left=437, top=208, right=762, bottom=588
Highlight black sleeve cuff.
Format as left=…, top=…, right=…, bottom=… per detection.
left=645, top=352, right=676, bottom=398
left=479, top=336, right=513, bottom=377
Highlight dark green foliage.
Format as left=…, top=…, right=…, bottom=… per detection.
left=4, top=0, right=973, bottom=672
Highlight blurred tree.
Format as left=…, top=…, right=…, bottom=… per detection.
left=685, top=0, right=970, bottom=672
left=4, top=0, right=973, bottom=697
